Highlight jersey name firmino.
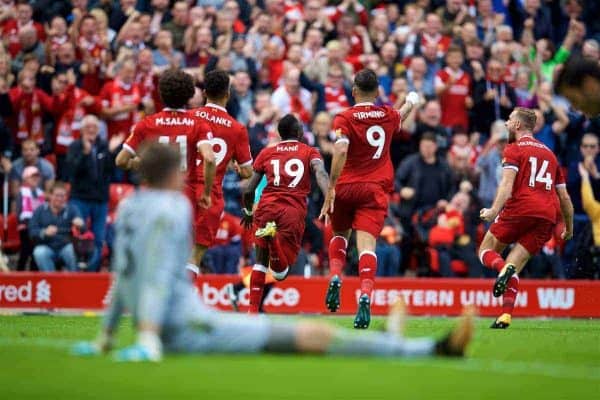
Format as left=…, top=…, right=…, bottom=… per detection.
left=353, top=110, right=386, bottom=120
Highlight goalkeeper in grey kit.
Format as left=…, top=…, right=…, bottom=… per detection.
left=74, top=143, right=474, bottom=362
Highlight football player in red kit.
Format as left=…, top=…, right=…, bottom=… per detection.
left=479, top=107, right=574, bottom=329
left=187, top=70, right=253, bottom=276
left=116, top=68, right=216, bottom=220
left=319, top=69, right=420, bottom=329
left=242, top=114, right=330, bottom=314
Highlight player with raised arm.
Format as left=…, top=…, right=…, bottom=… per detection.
left=479, top=107, right=574, bottom=329
left=73, top=143, right=474, bottom=362
left=241, top=114, right=330, bottom=314
left=188, top=70, right=253, bottom=276
left=115, top=68, right=216, bottom=222
left=319, top=69, right=420, bottom=329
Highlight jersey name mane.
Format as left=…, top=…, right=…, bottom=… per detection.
left=276, top=144, right=299, bottom=152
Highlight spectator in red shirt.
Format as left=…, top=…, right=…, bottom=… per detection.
left=8, top=68, right=59, bottom=147
left=76, top=14, right=108, bottom=95
left=1, top=0, right=45, bottom=57
left=46, top=16, right=69, bottom=65
left=324, top=63, right=351, bottom=116
left=52, top=70, right=102, bottom=179
left=99, top=58, right=141, bottom=139
left=419, top=13, right=452, bottom=59
left=136, top=49, right=161, bottom=114
left=435, top=45, right=473, bottom=131
left=204, top=212, right=244, bottom=274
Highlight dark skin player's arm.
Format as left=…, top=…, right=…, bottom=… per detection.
left=241, top=171, right=263, bottom=229
left=319, top=140, right=348, bottom=221
left=311, top=159, right=330, bottom=197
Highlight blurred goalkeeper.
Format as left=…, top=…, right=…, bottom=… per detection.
left=73, top=143, right=474, bottom=362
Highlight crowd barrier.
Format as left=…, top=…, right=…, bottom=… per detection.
left=0, top=273, right=598, bottom=317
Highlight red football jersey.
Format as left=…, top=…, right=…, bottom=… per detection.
left=333, top=103, right=401, bottom=192
left=435, top=67, right=471, bottom=130
left=501, top=136, right=565, bottom=223
left=189, top=103, right=252, bottom=194
left=124, top=109, right=212, bottom=184
left=254, top=140, right=322, bottom=210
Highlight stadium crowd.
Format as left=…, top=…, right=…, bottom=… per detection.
left=0, top=0, right=599, bottom=279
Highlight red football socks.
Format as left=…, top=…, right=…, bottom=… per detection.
left=502, top=275, right=519, bottom=315
left=268, top=237, right=287, bottom=273
left=328, top=236, right=348, bottom=277
left=358, top=251, right=377, bottom=297
left=249, top=264, right=267, bottom=313
left=481, top=249, right=505, bottom=272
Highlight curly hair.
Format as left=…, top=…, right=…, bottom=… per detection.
left=204, top=69, right=231, bottom=101
left=158, top=68, right=196, bottom=109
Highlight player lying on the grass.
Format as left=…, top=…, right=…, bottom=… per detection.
left=73, top=143, right=474, bottom=362
left=319, top=68, right=420, bottom=329
left=241, top=114, right=330, bottom=314
left=479, top=107, right=574, bottom=329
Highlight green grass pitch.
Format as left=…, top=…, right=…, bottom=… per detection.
left=0, top=315, right=598, bottom=399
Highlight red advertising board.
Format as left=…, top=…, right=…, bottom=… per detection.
left=0, top=273, right=599, bottom=317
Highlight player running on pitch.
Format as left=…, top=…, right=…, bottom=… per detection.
left=73, top=143, right=474, bottom=362
left=187, top=70, right=253, bottom=276
left=241, top=114, right=330, bottom=314
left=320, top=69, right=420, bottom=329
left=479, top=107, right=574, bottom=329
left=115, top=68, right=216, bottom=229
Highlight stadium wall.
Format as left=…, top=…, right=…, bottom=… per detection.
left=0, top=273, right=598, bottom=317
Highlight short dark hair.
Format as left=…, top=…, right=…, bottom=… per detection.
left=204, top=69, right=231, bottom=101
left=513, top=107, right=537, bottom=131
left=138, top=142, right=181, bottom=187
left=421, top=132, right=437, bottom=143
left=158, top=68, right=196, bottom=109
left=555, top=57, right=600, bottom=91
left=277, top=114, right=303, bottom=140
left=353, top=69, right=379, bottom=94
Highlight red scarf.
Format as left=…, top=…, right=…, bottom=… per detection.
left=17, top=89, right=44, bottom=144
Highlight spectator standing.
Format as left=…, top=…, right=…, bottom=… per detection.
left=476, top=120, right=509, bottom=208
left=395, top=133, right=454, bottom=220
left=161, top=1, right=189, bottom=51
left=204, top=212, right=243, bottom=274
left=435, top=46, right=472, bottom=131
left=66, top=115, right=124, bottom=271
left=15, top=166, right=45, bottom=270
left=578, top=163, right=600, bottom=278
left=270, top=68, right=312, bottom=125
left=472, top=58, right=516, bottom=135
left=29, top=183, right=84, bottom=272
left=1, top=0, right=45, bottom=58
left=9, top=139, right=55, bottom=196
left=99, top=59, right=141, bottom=139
